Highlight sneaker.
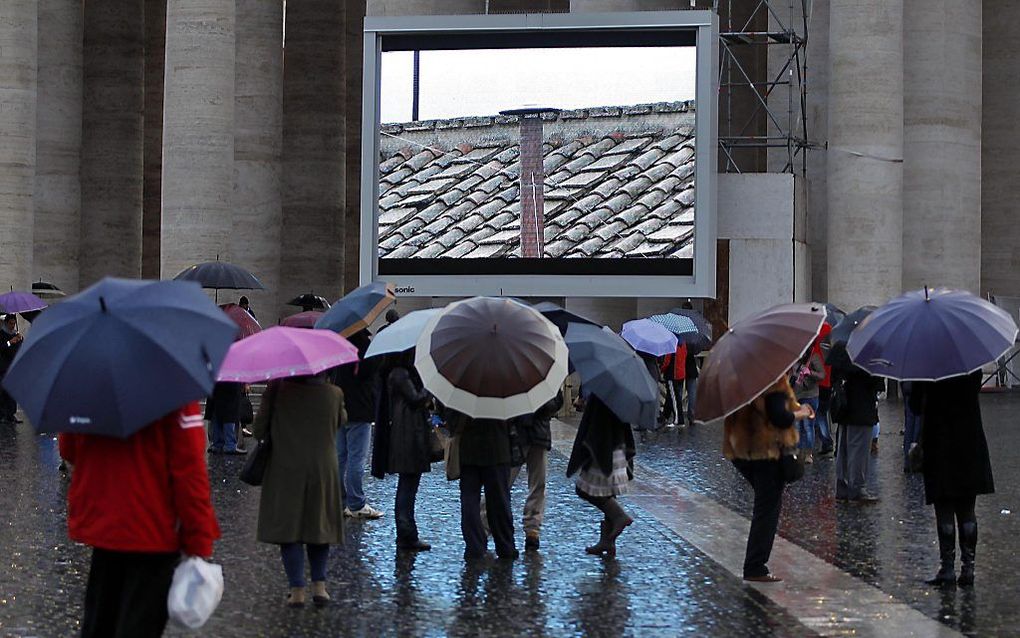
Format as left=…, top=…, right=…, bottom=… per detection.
left=803, top=452, right=814, bottom=465
left=207, top=446, right=223, bottom=454
left=226, top=446, right=247, bottom=455
left=817, top=447, right=834, bottom=459
left=346, top=505, right=384, bottom=519
left=853, top=493, right=880, bottom=504
left=871, top=439, right=880, bottom=454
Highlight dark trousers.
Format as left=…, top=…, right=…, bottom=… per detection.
left=81, top=548, right=178, bottom=638
left=280, top=543, right=329, bottom=587
left=0, top=383, right=16, bottom=420
left=732, top=459, right=785, bottom=578
left=459, top=464, right=515, bottom=559
left=395, top=472, right=422, bottom=544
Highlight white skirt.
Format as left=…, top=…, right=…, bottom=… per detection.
left=575, top=448, right=631, bottom=497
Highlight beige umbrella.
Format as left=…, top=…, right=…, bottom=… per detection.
left=414, top=297, right=568, bottom=420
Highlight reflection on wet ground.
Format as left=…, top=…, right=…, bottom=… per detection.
left=1, top=393, right=1018, bottom=636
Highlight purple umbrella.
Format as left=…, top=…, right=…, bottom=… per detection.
left=0, top=291, right=47, bottom=315
left=847, top=288, right=1019, bottom=381
left=217, top=326, right=359, bottom=383
left=621, top=319, right=678, bottom=357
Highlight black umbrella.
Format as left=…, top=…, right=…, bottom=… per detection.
left=286, top=293, right=331, bottom=311
left=532, top=302, right=597, bottom=336
left=819, top=302, right=847, bottom=326
left=829, top=306, right=876, bottom=348
left=31, top=280, right=65, bottom=299
left=173, top=260, right=264, bottom=291
left=565, top=323, right=658, bottom=428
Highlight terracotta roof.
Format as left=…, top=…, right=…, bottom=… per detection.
left=378, top=101, right=696, bottom=259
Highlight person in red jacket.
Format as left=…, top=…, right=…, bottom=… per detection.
left=59, top=401, right=221, bottom=638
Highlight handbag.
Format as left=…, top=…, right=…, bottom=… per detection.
left=830, top=379, right=849, bottom=424
left=428, top=426, right=448, bottom=464
left=240, top=391, right=274, bottom=486
left=444, top=432, right=461, bottom=481
left=780, top=448, right=805, bottom=483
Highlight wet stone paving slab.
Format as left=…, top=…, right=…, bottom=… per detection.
left=0, top=393, right=1018, bottom=636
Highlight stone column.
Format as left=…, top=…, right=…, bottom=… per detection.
left=161, top=0, right=235, bottom=279
left=805, top=0, right=829, bottom=300
left=826, top=0, right=903, bottom=311
left=903, top=0, right=981, bottom=294
left=280, top=0, right=345, bottom=304
left=142, top=0, right=166, bottom=279
left=80, top=0, right=145, bottom=287
left=234, top=0, right=283, bottom=322
left=0, top=0, right=37, bottom=292
left=34, top=0, right=82, bottom=294
left=343, top=0, right=365, bottom=295
left=981, top=1, right=1019, bottom=296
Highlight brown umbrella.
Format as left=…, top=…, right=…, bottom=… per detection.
left=694, top=303, right=825, bottom=424
left=414, top=297, right=568, bottom=419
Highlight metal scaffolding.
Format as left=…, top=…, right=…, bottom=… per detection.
left=717, top=0, right=812, bottom=175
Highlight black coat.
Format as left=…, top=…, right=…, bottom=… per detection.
left=909, top=372, right=994, bottom=504
left=333, top=331, right=378, bottom=424
left=0, top=330, right=20, bottom=374
left=204, top=382, right=244, bottom=424
left=449, top=412, right=513, bottom=467
left=371, top=366, right=431, bottom=478
left=566, top=395, right=635, bottom=479
left=832, top=367, right=883, bottom=427
left=513, top=391, right=564, bottom=453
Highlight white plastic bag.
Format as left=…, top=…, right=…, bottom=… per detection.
left=167, top=556, right=224, bottom=630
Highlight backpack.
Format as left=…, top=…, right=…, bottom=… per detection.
left=830, top=377, right=849, bottom=424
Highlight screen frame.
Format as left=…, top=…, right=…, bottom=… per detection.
left=361, top=11, right=719, bottom=298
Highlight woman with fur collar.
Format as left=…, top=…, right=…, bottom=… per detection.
left=724, top=376, right=813, bottom=582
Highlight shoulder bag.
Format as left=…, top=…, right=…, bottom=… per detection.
left=239, top=394, right=274, bottom=486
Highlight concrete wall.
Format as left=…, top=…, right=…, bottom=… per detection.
left=981, top=0, right=1020, bottom=297
left=903, top=0, right=981, bottom=294
left=804, top=0, right=828, bottom=300
left=0, top=0, right=37, bottom=292
left=34, top=0, right=82, bottom=294
left=80, top=0, right=145, bottom=287
left=234, top=0, right=283, bottom=322
left=826, top=0, right=903, bottom=311
left=718, top=173, right=802, bottom=324
left=161, top=0, right=235, bottom=279
left=367, top=1, right=485, bottom=15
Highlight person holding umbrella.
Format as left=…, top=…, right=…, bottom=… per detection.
left=0, top=314, right=24, bottom=423
left=792, top=334, right=826, bottom=464
left=567, top=394, right=637, bottom=557
left=846, top=288, right=1015, bottom=586
left=695, top=303, right=827, bottom=582
left=1, top=278, right=237, bottom=637
left=372, top=350, right=433, bottom=552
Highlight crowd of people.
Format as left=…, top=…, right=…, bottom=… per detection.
left=2, top=291, right=1000, bottom=638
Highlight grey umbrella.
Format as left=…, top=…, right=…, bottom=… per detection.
left=565, top=323, right=658, bottom=428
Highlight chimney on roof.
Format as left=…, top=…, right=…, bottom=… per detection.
left=500, top=106, right=561, bottom=258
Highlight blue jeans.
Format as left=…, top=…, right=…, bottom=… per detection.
left=209, top=418, right=238, bottom=452
left=797, top=397, right=819, bottom=450
left=337, top=421, right=372, bottom=511
left=280, top=543, right=329, bottom=587
left=815, top=391, right=834, bottom=451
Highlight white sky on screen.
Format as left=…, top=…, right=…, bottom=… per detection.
left=380, top=47, right=696, bottom=123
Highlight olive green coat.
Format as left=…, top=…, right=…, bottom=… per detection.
left=254, top=378, right=346, bottom=545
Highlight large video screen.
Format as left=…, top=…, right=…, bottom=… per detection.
left=362, top=13, right=718, bottom=297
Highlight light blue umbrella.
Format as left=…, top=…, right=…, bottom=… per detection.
left=621, top=319, right=678, bottom=356
left=364, top=308, right=442, bottom=358
left=648, top=313, right=698, bottom=335
left=847, top=288, right=1018, bottom=381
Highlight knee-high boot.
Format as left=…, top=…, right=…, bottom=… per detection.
left=957, top=521, right=977, bottom=586
left=927, top=520, right=957, bottom=586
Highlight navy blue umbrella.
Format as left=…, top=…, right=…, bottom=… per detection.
left=174, top=259, right=264, bottom=290
left=2, top=278, right=238, bottom=437
left=847, top=288, right=1018, bottom=381
left=315, top=281, right=395, bottom=337
left=565, top=323, right=658, bottom=428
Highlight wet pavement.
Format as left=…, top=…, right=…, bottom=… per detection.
left=0, top=393, right=1018, bottom=636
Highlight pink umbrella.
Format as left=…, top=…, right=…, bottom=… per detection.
left=220, top=303, right=262, bottom=340
left=217, top=326, right=358, bottom=382
left=281, top=310, right=324, bottom=329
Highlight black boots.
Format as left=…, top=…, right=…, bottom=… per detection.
left=585, top=519, right=614, bottom=557
left=957, top=521, right=977, bottom=586
left=927, top=522, right=957, bottom=586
